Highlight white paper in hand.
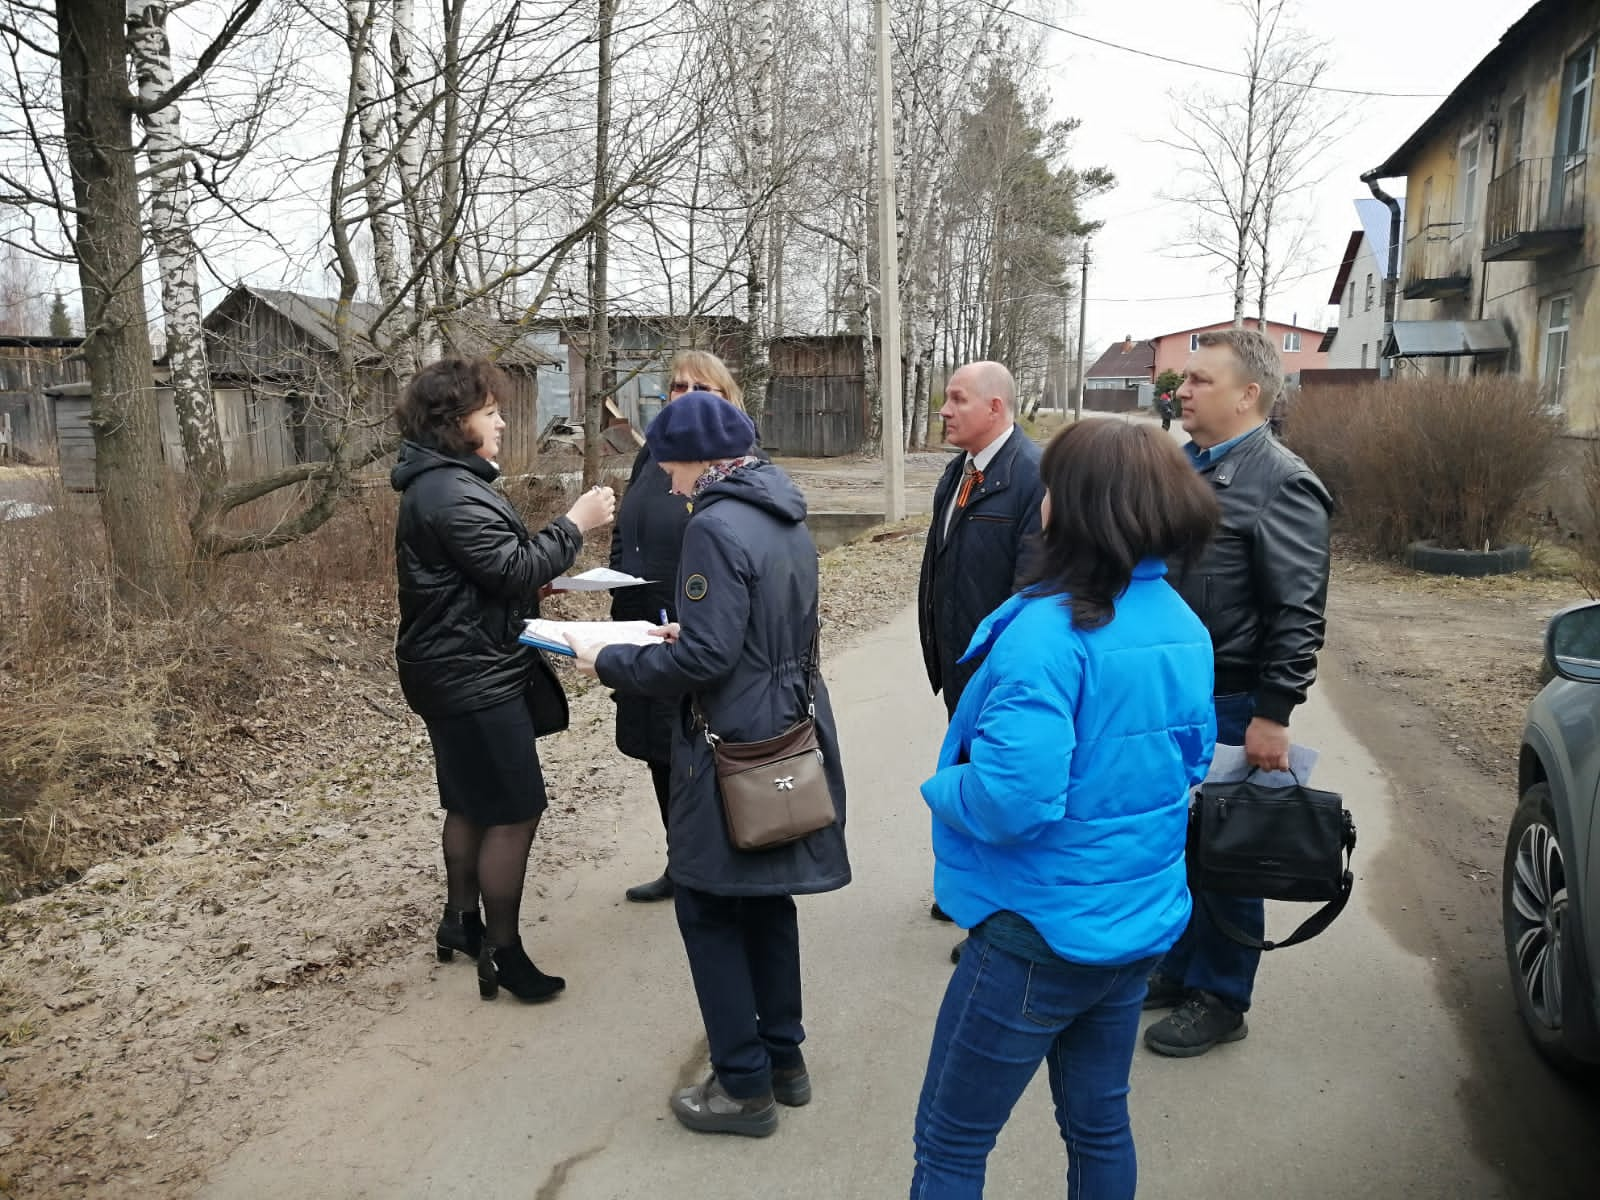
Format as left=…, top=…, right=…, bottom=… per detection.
left=548, top=567, right=652, bottom=592
left=1204, top=742, right=1320, bottom=788
left=520, top=619, right=663, bottom=657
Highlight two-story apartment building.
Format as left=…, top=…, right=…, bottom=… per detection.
left=1366, top=0, right=1598, bottom=426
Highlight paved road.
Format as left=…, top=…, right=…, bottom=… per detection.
left=199, top=605, right=1600, bottom=1199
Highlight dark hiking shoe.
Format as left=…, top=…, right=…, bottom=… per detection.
left=625, top=873, right=675, bottom=903
left=670, top=1075, right=779, bottom=1137
left=950, top=938, right=967, bottom=965
left=1142, top=972, right=1189, bottom=1011
left=1144, top=991, right=1248, bottom=1058
left=772, top=1061, right=811, bottom=1107
left=930, top=902, right=954, bottom=923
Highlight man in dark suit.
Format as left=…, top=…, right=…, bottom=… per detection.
left=918, top=361, right=1044, bottom=953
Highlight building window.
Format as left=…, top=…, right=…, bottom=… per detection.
left=1542, top=294, right=1572, bottom=407
left=1360, top=344, right=1368, bottom=369
left=1460, top=136, right=1480, bottom=230
left=1365, top=273, right=1375, bottom=311
left=1346, top=281, right=1355, bottom=317
left=1560, top=43, right=1595, bottom=172
left=1505, top=97, right=1525, bottom=164
left=1189, top=333, right=1200, bottom=352
left=1283, top=331, right=1301, bottom=353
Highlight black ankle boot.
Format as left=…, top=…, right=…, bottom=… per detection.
left=435, top=906, right=484, bottom=963
left=477, top=940, right=565, bottom=1003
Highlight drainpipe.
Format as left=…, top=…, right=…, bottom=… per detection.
left=1362, top=170, right=1402, bottom=380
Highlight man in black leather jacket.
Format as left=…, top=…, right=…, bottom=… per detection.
left=1143, top=328, right=1333, bottom=1059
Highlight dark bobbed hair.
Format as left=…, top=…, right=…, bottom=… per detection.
left=394, top=356, right=514, bottom=456
left=1022, top=420, right=1221, bottom=631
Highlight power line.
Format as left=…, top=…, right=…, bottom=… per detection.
left=1089, top=254, right=1352, bottom=304
left=980, top=1, right=1448, bottom=100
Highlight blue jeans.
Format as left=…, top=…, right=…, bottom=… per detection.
left=911, top=933, right=1157, bottom=1200
left=1156, top=691, right=1263, bottom=1011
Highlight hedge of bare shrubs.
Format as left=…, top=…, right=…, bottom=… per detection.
left=1283, top=376, right=1559, bottom=557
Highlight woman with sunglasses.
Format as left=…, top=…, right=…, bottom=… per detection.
left=609, top=350, right=753, bottom=903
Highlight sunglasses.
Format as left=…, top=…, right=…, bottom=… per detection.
left=668, top=380, right=723, bottom=395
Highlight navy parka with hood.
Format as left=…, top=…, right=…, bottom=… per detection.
left=596, top=463, right=851, bottom=898
left=391, top=439, right=581, bottom=724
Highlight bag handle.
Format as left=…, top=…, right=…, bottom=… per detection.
left=693, top=617, right=822, bottom=744
left=1199, top=810, right=1358, bottom=952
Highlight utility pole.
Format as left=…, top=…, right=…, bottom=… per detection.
left=1058, top=295, right=1070, bottom=412
left=874, top=0, right=906, bottom=521
left=1073, top=241, right=1089, bottom=422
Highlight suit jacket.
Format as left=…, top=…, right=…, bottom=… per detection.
left=917, top=429, right=1045, bottom=716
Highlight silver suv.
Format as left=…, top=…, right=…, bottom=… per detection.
left=1507, top=601, right=1600, bottom=1071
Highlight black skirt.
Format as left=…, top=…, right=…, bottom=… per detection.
left=424, top=694, right=549, bottom=826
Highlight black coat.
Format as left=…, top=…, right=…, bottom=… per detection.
left=596, top=463, right=851, bottom=898
left=607, top=446, right=694, bottom=763
left=917, top=428, right=1045, bottom=714
left=1172, top=426, right=1333, bottom=727
left=391, top=440, right=582, bottom=722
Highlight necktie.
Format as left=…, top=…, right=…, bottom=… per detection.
left=956, top=461, right=983, bottom=508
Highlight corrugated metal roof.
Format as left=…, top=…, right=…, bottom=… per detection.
left=1382, top=320, right=1512, bottom=358
left=231, top=287, right=558, bottom=368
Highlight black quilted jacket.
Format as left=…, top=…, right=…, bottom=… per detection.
left=391, top=440, right=581, bottom=721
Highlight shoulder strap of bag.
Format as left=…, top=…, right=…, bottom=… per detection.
left=1198, top=870, right=1353, bottom=952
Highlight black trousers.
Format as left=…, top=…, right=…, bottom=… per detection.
left=674, top=886, right=805, bottom=1099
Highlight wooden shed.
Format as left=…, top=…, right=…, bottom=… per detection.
left=765, top=335, right=878, bottom=457
left=202, top=287, right=556, bottom=473
left=0, top=336, right=87, bottom=460
left=45, top=371, right=258, bottom=491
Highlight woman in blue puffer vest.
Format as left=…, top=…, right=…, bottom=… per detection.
left=911, top=418, right=1221, bottom=1200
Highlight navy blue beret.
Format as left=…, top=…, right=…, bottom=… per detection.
left=646, top=390, right=757, bottom=462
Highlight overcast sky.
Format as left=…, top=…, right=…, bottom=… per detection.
left=1040, top=0, right=1523, bottom=355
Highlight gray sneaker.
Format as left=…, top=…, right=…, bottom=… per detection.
left=1144, top=991, right=1248, bottom=1058
left=670, top=1074, right=779, bottom=1137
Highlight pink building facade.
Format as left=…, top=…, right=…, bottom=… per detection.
left=1150, top=319, right=1331, bottom=379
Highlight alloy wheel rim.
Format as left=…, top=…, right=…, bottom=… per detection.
left=1510, top=820, right=1567, bottom=1030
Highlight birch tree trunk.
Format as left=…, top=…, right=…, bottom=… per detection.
left=582, top=0, right=614, bottom=490
left=57, top=0, right=185, bottom=603
left=740, top=0, right=775, bottom=424
left=390, top=0, right=438, bottom=359
left=346, top=0, right=410, bottom=379
left=126, top=0, right=226, bottom=512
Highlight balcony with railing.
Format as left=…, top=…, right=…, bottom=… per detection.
left=1484, top=155, right=1587, bottom=261
left=1403, top=223, right=1472, bottom=299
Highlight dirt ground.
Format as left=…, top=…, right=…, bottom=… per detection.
left=0, top=452, right=1586, bottom=1198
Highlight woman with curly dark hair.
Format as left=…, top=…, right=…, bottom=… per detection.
left=392, top=357, right=615, bottom=1003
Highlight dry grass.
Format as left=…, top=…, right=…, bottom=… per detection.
left=0, top=462, right=599, bottom=900
left=1285, top=377, right=1558, bottom=557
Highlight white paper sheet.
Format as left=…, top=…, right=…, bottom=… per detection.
left=548, top=567, right=652, bottom=591
left=519, top=618, right=663, bottom=657
left=1204, top=742, right=1320, bottom=788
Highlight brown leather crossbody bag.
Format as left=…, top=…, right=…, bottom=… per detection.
left=693, top=624, right=836, bottom=852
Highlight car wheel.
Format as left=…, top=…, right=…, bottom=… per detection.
left=1503, top=781, right=1590, bottom=1073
